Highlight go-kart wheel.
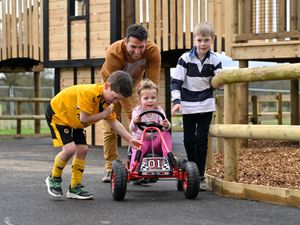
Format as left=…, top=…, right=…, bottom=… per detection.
left=177, top=158, right=187, bottom=191
left=111, top=160, right=127, bottom=201
left=182, top=162, right=200, bottom=199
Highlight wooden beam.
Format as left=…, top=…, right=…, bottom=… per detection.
left=210, top=124, right=300, bottom=141
left=234, top=31, right=300, bottom=42
left=162, top=0, right=168, bottom=51
left=177, top=0, right=184, bottom=49
left=155, top=0, right=161, bottom=49
left=11, top=0, right=18, bottom=58
left=2, top=0, right=7, bottom=60
left=211, top=63, right=300, bottom=88
left=169, top=0, right=176, bottom=50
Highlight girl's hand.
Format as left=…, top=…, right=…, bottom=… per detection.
left=132, top=115, right=141, bottom=124
left=160, top=119, right=170, bottom=129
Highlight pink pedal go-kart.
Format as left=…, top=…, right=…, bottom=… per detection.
left=110, top=110, right=200, bottom=201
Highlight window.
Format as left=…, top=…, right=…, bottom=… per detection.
left=70, top=0, right=86, bottom=17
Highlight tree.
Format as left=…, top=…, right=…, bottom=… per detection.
left=0, top=73, right=23, bottom=87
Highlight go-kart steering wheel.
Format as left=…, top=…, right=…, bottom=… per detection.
left=136, top=110, right=166, bottom=132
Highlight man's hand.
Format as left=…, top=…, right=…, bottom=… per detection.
left=171, top=104, right=182, bottom=116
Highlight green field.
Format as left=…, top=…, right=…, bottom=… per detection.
left=0, top=127, right=50, bottom=135
left=0, top=116, right=291, bottom=135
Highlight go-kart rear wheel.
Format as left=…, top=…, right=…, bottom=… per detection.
left=111, top=160, right=127, bottom=201
left=177, top=158, right=187, bottom=191
left=182, top=162, right=200, bottom=199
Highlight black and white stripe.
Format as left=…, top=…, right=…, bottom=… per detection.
left=171, top=48, right=222, bottom=114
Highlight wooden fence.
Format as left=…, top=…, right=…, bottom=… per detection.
left=0, top=97, right=50, bottom=135
left=0, top=0, right=43, bottom=61
left=209, top=63, right=300, bottom=182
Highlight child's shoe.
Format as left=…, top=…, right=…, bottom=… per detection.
left=45, top=175, right=63, bottom=198
left=199, top=177, right=206, bottom=192
left=66, top=184, right=93, bottom=200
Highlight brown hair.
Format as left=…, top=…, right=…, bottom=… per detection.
left=193, top=21, right=215, bottom=39
left=107, top=71, right=133, bottom=97
left=136, top=79, right=158, bottom=97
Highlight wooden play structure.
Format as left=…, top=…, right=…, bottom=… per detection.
left=1, top=0, right=300, bottom=148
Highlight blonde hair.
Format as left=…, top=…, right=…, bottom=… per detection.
left=193, top=21, right=215, bottom=39
left=136, top=79, right=158, bottom=97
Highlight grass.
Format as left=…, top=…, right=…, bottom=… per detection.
left=0, top=127, right=50, bottom=135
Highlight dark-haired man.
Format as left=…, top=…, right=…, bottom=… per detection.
left=100, top=24, right=161, bottom=183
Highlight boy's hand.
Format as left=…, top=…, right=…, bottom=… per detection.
left=171, top=104, right=181, bottom=116
left=102, top=103, right=114, bottom=118
left=129, top=138, right=143, bottom=149
left=108, top=103, right=114, bottom=110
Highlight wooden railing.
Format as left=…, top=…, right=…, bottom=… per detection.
left=0, top=0, right=43, bottom=61
left=134, top=0, right=225, bottom=52
left=134, top=0, right=300, bottom=56
left=0, top=97, right=50, bottom=135
left=250, top=94, right=291, bottom=125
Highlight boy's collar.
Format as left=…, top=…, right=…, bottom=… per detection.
left=189, top=47, right=211, bottom=62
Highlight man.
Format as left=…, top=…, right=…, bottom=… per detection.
left=100, top=24, right=161, bottom=182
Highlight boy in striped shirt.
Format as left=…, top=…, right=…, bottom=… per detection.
left=170, top=22, right=222, bottom=191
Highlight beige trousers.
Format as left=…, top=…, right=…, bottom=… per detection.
left=103, top=93, right=138, bottom=172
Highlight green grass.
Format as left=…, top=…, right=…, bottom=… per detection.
left=0, top=127, right=50, bottom=135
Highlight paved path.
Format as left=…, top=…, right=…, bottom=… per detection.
left=0, top=133, right=299, bottom=225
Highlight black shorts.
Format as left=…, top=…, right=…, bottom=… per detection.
left=45, top=104, right=87, bottom=147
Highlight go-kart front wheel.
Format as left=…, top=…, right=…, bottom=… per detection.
left=111, top=160, right=127, bottom=201
left=182, top=162, right=200, bottom=199
left=176, top=158, right=187, bottom=191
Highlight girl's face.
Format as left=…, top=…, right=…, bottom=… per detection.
left=140, top=88, right=158, bottom=110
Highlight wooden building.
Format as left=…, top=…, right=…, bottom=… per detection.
left=1, top=0, right=300, bottom=144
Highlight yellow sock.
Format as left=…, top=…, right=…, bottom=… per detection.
left=51, top=155, right=67, bottom=178
left=71, top=157, right=86, bottom=188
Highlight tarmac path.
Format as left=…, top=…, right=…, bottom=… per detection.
left=0, top=133, right=299, bottom=225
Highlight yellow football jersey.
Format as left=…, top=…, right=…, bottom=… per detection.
left=50, top=84, right=116, bottom=128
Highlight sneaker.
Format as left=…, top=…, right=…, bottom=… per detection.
left=66, top=184, right=93, bottom=200
left=102, top=171, right=111, bottom=183
left=199, top=177, right=206, bottom=192
left=45, top=175, right=63, bottom=198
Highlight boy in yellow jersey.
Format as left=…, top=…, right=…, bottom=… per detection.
left=45, top=71, right=142, bottom=200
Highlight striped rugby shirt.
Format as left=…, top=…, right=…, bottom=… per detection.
left=171, top=47, right=222, bottom=114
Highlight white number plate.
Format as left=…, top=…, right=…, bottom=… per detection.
left=140, top=157, right=170, bottom=171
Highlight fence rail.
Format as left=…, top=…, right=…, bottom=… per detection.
left=0, top=97, right=50, bottom=135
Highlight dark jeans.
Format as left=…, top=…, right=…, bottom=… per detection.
left=182, top=112, right=213, bottom=177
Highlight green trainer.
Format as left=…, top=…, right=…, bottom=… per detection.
left=45, top=175, right=63, bottom=198
left=66, top=184, right=93, bottom=200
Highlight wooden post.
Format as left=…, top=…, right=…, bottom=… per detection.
left=290, top=79, right=299, bottom=125
left=236, top=60, right=249, bottom=147
left=34, top=72, right=40, bottom=134
left=276, top=93, right=283, bottom=125
left=215, top=95, right=224, bottom=152
left=251, top=95, right=258, bottom=124
left=223, top=84, right=238, bottom=182
left=16, top=101, right=21, bottom=134
left=206, top=136, right=213, bottom=170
